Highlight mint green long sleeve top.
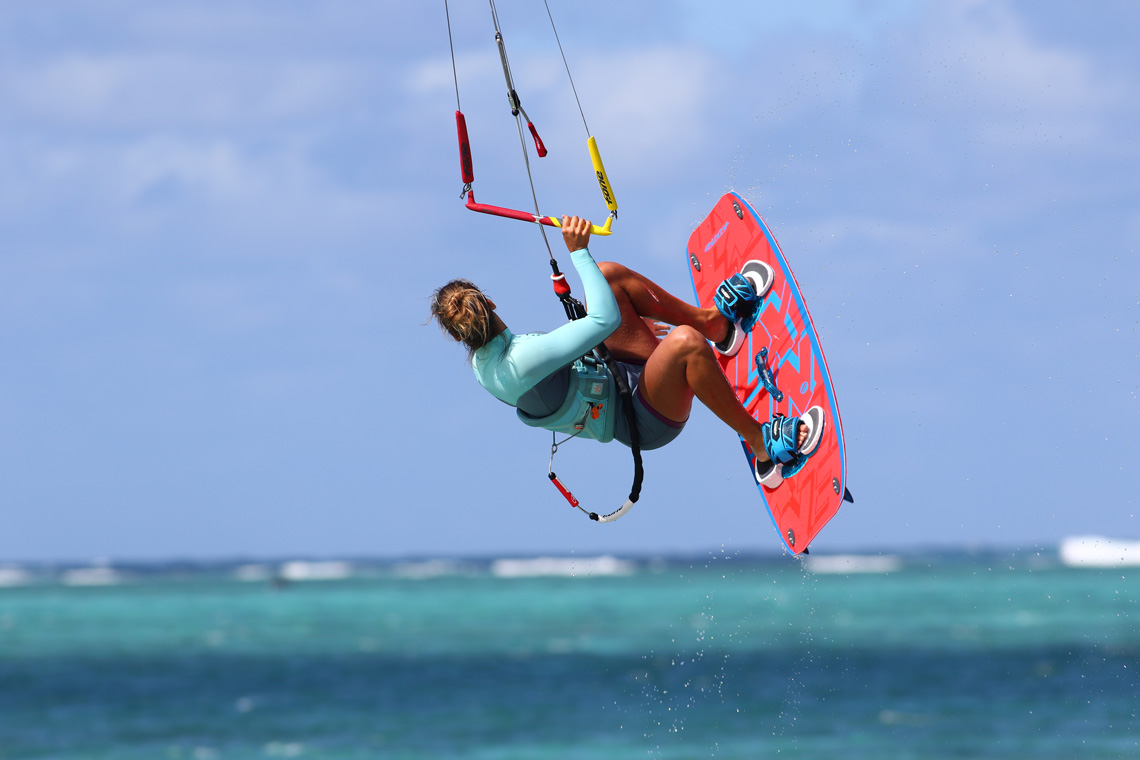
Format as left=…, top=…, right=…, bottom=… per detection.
left=471, top=247, right=619, bottom=406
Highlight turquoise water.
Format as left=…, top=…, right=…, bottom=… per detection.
left=1, top=552, right=1137, bottom=759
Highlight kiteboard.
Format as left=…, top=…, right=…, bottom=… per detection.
left=687, top=192, right=850, bottom=554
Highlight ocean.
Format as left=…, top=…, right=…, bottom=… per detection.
left=0, top=549, right=1136, bottom=759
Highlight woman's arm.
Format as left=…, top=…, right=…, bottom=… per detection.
left=508, top=217, right=620, bottom=387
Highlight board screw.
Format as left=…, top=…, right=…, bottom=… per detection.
left=732, top=199, right=744, bottom=219
left=689, top=252, right=701, bottom=271
left=832, top=477, right=841, bottom=494
left=787, top=529, right=796, bottom=547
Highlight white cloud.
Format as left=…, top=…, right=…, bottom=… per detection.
left=121, top=138, right=253, bottom=201
left=808, top=214, right=964, bottom=253
left=0, top=54, right=365, bottom=128
left=674, top=0, right=925, bottom=51
left=905, top=0, right=1130, bottom=152
left=0, top=131, right=421, bottom=263
left=579, top=46, right=716, bottom=177
left=932, top=0, right=1118, bottom=110
left=408, top=50, right=501, bottom=97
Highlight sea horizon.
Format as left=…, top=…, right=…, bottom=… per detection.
left=2, top=535, right=1137, bottom=587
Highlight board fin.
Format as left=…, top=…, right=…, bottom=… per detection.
left=843, top=487, right=855, bottom=504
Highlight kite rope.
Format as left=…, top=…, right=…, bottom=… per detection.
left=542, top=0, right=590, bottom=136
left=441, top=0, right=639, bottom=524
left=487, top=0, right=555, bottom=259
left=444, top=0, right=462, bottom=112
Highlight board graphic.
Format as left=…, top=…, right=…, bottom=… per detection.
left=688, top=193, right=849, bottom=554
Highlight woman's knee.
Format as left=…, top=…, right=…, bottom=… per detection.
left=662, top=325, right=710, bottom=355
left=597, top=261, right=630, bottom=282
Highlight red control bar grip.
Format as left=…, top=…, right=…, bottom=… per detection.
left=465, top=195, right=551, bottom=225
left=456, top=111, right=474, bottom=184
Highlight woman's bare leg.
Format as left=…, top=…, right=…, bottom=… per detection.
left=596, top=261, right=730, bottom=362
left=640, top=327, right=809, bottom=460
left=592, top=261, right=806, bottom=460
left=637, top=326, right=775, bottom=458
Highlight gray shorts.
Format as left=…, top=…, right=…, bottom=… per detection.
left=612, top=361, right=686, bottom=451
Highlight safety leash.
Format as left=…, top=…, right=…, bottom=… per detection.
left=545, top=277, right=643, bottom=523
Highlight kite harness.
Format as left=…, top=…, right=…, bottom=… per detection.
left=443, top=0, right=640, bottom=522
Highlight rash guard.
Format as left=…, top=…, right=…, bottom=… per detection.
left=471, top=247, right=620, bottom=412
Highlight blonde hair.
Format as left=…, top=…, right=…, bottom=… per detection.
left=430, top=279, right=496, bottom=355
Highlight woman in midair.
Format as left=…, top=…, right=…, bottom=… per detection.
left=430, top=216, right=823, bottom=488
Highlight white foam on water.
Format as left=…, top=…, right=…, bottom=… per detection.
left=277, top=561, right=353, bottom=581
left=61, top=567, right=123, bottom=586
left=263, top=742, right=304, bottom=758
left=804, top=554, right=902, bottom=574
left=1059, top=535, right=1140, bottom=567
left=490, top=555, right=636, bottom=578
left=233, top=564, right=273, bottom=582
left=392, top=559, right=466, bottom=579
left=0, top=565, right=32, bottom=587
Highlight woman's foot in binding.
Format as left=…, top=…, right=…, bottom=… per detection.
left=752, top=406, right=825, bottom=488
left=713, top=260, right=775, bottom=357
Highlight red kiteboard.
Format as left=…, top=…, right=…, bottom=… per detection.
left=688, top=193, right=850, bottom=554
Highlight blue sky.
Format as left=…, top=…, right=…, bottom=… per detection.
left=1, top=0, right=1136, bottom=562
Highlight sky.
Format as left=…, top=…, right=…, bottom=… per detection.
left=1, top=0, right=1137, bottom=563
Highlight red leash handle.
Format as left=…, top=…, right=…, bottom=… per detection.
left=527, top=121, right=547, bottom=157
left=548, top=472, right=579, bottom=508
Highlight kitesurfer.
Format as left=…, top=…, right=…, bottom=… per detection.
left=430, top=216, right=821, bottom=486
